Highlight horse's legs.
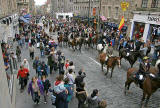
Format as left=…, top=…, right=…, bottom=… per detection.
left=145, top=94, right=151, bottom=107
left=101, top=63, right=104, bottom=71
left=105, top=67, right=109, bottom=76
left=141, top=92, right=146, bottom=107
left=110, top=68, right=114, bottom=78
left=124, top=79, right=132, bottom=95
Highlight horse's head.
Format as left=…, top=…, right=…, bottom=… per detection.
left=115, top=57, right=121, bottom=68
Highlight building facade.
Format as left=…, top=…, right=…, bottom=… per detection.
left=51, top=0, right=74, bottom=17
left=0, top=0, right=18, bottom=108
left=73, top=0, right=100, bottom=17
left=17, top=0, right=30, bottom=15
left=29, top=0, right=36, bottom=15
left=130, top=0, right=160, bottom=42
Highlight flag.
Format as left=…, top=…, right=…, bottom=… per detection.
left=118, top=16, right=125, bottom=31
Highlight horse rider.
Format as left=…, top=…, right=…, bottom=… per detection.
left=155, top=56, right=160, bottom=76
left=135, top=56, right=150, bottom=87
left=126, top=40, right=135, bottom=57
left=105, top=44, right=113, bottom=64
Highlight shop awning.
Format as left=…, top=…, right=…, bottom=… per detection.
left=19, top=16, right=30, bottom=23
left=100, top=16, right=107, bottom=21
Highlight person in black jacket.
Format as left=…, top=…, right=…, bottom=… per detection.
left=75, top=69, right=86, bottom=90
left=41, top=75, right=51, bottom=104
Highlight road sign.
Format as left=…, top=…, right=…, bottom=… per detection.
left=121, top=2, right=129, bottom=11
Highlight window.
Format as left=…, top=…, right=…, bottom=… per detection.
left=115, top=7, right=119, bottom=19
left=108, top=6, right=111, bottom=18
left=151, top=0, right=159, bottom=8
left=141, top=0, right=148, bottom=8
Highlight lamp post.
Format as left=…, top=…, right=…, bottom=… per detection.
left=97, top=0, right=102, bottom=33
left=88, top=0, right=91, bottom=27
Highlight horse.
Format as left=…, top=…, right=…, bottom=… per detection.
left=97, top=44, right=108, bottom=54
left=63, top=35, right=68, bottom=47
left=92, top=34, right=99, bottom=49
left=76, top=37, right=84, bottom=52
left=124, top=67, right=159, bottom=107
left=99, top=53, right=121, bottom=78
left=119, top=48, right=144, bottom=67
left=84, top=37, right=92, bottom=48
left=57, top=34, right=63, bottom=46
left=68, top=37, right=77, bottom=51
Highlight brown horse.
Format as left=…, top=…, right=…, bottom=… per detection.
left=125, top=67, right=159, bottom=107
left=49, top=26, right=53, bottom=33
left=57, top=34, right=63, bottom=46
left=92, top=34, right=99, bottom=49
left=99, top=53, right=121, bottom=78
left=68, top=38, right=77, bottom=51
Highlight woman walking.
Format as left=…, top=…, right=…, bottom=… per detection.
left=16, top=46, right=21, bottom=62
left=28, top=77, right=44, bottom=104
left=41, top=75, right=51, bottom=104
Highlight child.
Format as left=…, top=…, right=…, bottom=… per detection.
left=65, top=59, right=69, bottom=71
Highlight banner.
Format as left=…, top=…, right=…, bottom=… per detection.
left=121, top=2, right=129, bottom=11
left=93, top=8, right=96, bottom=16
left=118, top=16, right=125, bottom=31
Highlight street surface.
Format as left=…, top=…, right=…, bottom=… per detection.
left=15, top=24, right=160, bottom=108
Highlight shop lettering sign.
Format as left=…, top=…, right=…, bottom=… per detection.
left=148, top=16, right=160, bottom=23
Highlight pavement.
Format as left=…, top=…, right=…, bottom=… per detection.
left=15, top=22, right=160, bottom=108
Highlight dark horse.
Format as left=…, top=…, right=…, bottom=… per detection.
left=119, top=48, right=144, bottom=67
left=124, top=67, right=159, bottom=107
left=99, top=53, right=121, bottom=78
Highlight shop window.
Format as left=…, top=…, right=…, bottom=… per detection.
left=133, top=22, right=145, bottom=40
left=141, top=0, right=148, bottom=8
left=151, top=0, right=159, bottom=8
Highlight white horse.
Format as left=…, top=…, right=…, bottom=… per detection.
left=97, top=44, right=108, bottom=54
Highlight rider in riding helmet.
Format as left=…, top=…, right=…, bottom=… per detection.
left=155, top=56, right=160, bottom=76
left=105, top=43, right=113, bottom=64
left=139, top=56, right=150, bottom=76
left=135, top=56, right=150, bottom=87
left=137, top=56, right=150, bottom=79
left=126, top=40, right=135, bottom=56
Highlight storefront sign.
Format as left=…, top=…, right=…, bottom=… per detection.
left=148, top=16, right=160, bottom=23
left=133, top=14, right=160, bottom=25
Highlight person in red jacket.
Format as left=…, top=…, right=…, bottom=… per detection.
left=17, top=65, right=29, bottom=91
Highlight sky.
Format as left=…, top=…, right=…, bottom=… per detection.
left=34, top=0, right=47, bottom=6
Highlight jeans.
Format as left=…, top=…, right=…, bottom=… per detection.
left=25, top=42, right=28, bottom=48
left=30, top=52, right=34, bottom=59
left=32, top=92, right=40, bottom=104
left=18, top=40, right=22, bottom=46
left=40, top=50, right=44, bottom=57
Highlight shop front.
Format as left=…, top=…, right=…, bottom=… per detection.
left=130, top=12, right=160, bottom=42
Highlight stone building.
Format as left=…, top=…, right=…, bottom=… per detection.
left=130, top=0, right=160, bottom=42
left=73, top=0, right=100, bottom=17
left=17, top=0, right=30, bottom=15
left=0, top=0, right=18, bottom=108
left=51, top=0, right=74, bottom=17
left=29, top=0, right=36, bottom=15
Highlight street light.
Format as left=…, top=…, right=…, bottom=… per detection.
left=88, top=0, right=91, bottom=27
left=97, top=0, right=102, bottom=33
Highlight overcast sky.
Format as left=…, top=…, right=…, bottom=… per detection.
left=34, top=0, right=47, bottom=5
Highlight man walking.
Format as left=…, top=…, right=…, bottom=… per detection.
left=29, top=45, right=35, bottom=60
